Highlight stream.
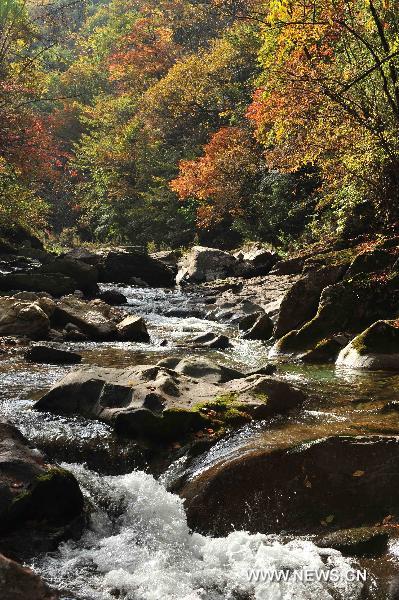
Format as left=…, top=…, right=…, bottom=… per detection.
left=1, top=285, right=399, bottom=599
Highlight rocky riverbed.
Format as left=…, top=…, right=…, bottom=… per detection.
left=2, top=239, right=399, bottom=599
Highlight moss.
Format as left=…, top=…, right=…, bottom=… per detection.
left=351, top=321, right=399, bottom=355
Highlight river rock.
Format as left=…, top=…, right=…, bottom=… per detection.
left=179, top=435, right=399, bottom=536
left=62, top=247, right=101, bottom=266
left=35, top=363, right=305, bottom=441
left=234, top=246, right=279, bottom=277
left=177, top=246, right=237, bottom=284
left=51, top=295, right=118, bottom=340
left=242, top=313, right=273, bottom=341
left=270, top=256, right=305, bottom=275
left=188, top=332, right=232, bottom=349
left=116, top=315, right=150, bottom=342
left=0, top=421, right=84, bottom=556
left=39, top=257, right=98, bottom=295
left=98, top=288, right=128, bottom=305
left=274, top=265, right=347, bottom=340
left=336, top=320, right=399, bottom=370
left=317, top=527, right=389, bottom=557
left=0, top=553, right=58, bottom=600
left=25, top=344, right=82, bottom=365
left=345, top=248, right=397, bottom=279
left=0, top=273, right=77, bottom=297
left=272, top=272, right=399, bottom=356
left=99, top=250, right=175, bottom=287
left=0, top=297, right=50, bottom=339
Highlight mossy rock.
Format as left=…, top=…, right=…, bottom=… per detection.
left=7, top=467, right=84, bottom=527
left=351, top=320, right=399, bottom=355
left=345, top=248, right=397, bottom=279
left=274, top=272, right=399, bottom=354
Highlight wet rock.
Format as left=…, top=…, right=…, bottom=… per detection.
left=301, top=337, right=348, bottom=364
left=274, top=265, right=347, bottom=340
left=25, top=344, right=82, bottom=365
left=34, top=362, right=305, bottom=442
left=0, top=273, right=77, bottom=297
left=242, top=313, right=273, bottom=341
left=337, top=320, right=399, bottom=370
left=0, top=421, right=84, bottom=556
left=189, top=332, right=232, bottom=349
left=98, top=288, right=128, bottom=305
left=317, top=527, right=389, bottom=557
left=51, top=295, right=118, bottom=340
left=0, top=553, right=58, bottom=600
left=179, top=435, right=399, bottom=536
left=165, top=307, right=205, bottom=319
left=100, top=250, right=175, bottom=287
left=177, top=246, right=237, bottom=285
left=116, top=315, right=150, bottom=342
left=237, top=312, right=262, bottom=332
left=272, top=272, right=399, bottom=356
left=0, top=296, right=50, bottom=339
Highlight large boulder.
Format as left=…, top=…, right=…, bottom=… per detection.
left=35, top=362, right=305, bottom=442
left=234, top=246, right=279, bottom=277
left=0, top=297, right=50, bottom=339
left=0, top=273, right=76, bottom=297
left=337, top=320, right=399, bottom=370
left=272, top=272, right=399, bottom=356
left=0, top=422, right=84, bottom=557
left=176, top=246, right=237, bottom=284
left=0, top=553, right=58, bottom=600
left=116, top=315, right=150, bottom=342
left=179, top=435, right=399, bottom=536
left=99, top=250, right=175, bottom=287
left=39, top=257, right=98, bottom=295
left=51, top=295, right=118, bottom=341
left=274, top=265, right=347, bottom=339
left=345, top=248, right=397, bottom=279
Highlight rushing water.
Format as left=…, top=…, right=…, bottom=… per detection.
left=1, top=285, right=399, bottom=599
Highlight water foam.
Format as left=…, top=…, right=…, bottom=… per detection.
left=33, top=464, right=364, bottom=600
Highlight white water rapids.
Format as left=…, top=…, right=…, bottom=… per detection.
left=32, top=463, right=365, bottom=600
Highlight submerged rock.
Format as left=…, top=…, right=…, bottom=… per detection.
left=0, top=421, right=84, bottom=557
left=179, top=435, right=399, bottom=536
left=337, top=320, right=399, bottom=370
left=34, top=362, right=305, bottom=442
left=25, top=344, right=82, bottom=365
left=0, top=553, right=58, bottom=600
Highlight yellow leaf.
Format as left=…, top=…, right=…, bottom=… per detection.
left=352, top=470, right=365, bottom=477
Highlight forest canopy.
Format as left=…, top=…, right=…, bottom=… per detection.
left=1, top=0, right=399, bottom=250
